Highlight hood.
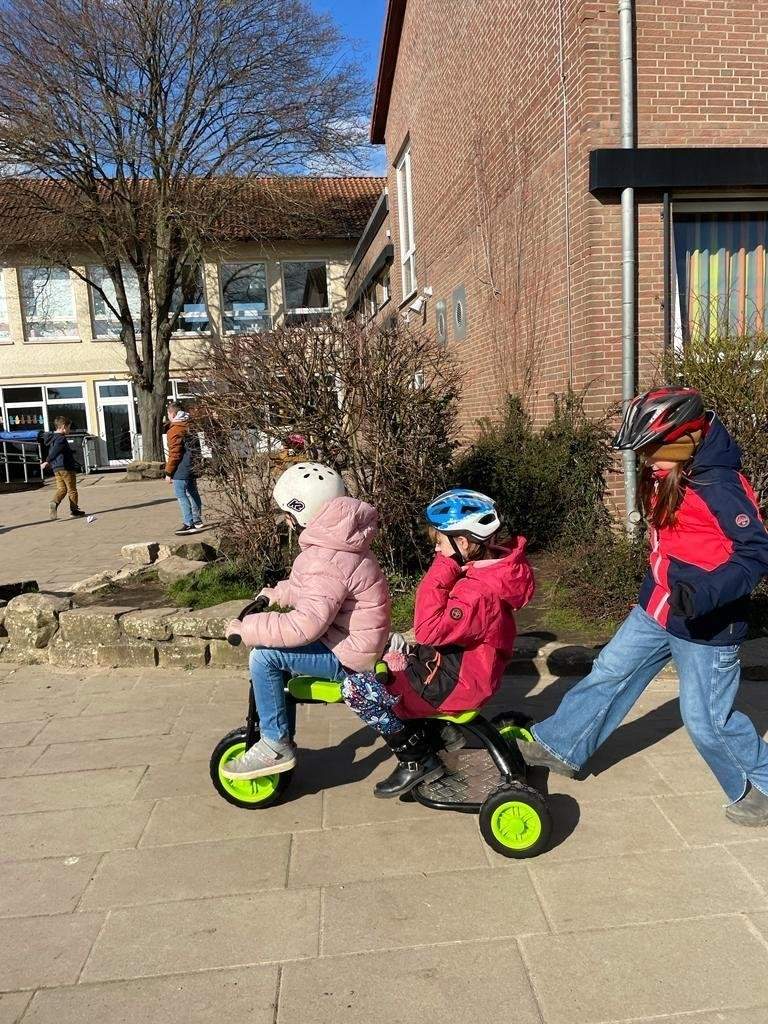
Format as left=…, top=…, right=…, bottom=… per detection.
left=299, top=496, right=379, bottom=553
left=690, top=414, right=742, bottom=474
left=171, top=411, right=191, bottom=424
left=466, top=535, right=529, bottom=602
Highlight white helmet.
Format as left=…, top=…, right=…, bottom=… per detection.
left=273, top=462, right=346, bottom=528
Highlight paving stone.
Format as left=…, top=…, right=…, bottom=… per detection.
left=157, top=638, right=209, bottom=670
left=552, top=751, right=674, bottom=800
left=728, top=842, right=768, bottom=891
left=322, top=866, right=547, bottom=955
left=520, top=916, right=768, bottom=1024
left=34, top=709, right=176, bottom=744
left=4, top=593, right=69, bottom=649
left=95, top=641, right=158, bottom=669
left=75, top=672, right=138, bottom=695
left=121, top=607, right=179, bottom=641
left=278, top=940, right=541, bottom=1024
left=28, top=732, right=190, bottom=774
left=58, top=607, right=129, bottom=645
left=140, top=792, right=322, bottom=845
left=0, top=668, right=82, bottom=699
left=654, top=1010, right=768, bottom=1024
left=0, top=745, right=44, bottom=778
left=0, top=719, right=45, bottom=748
left=290, top=817, right=488, bottom=887
left=0, top=803, right=154, bottom=862
left=0, top=992, right=31, bottom=1023
left=21, top=965, right=279, bottom=1024
left=0, top=854, right=100, bottom=917
left=80, top=687, right=190, bottom=714
left=0, top=912, right=104, bottom=991
left=644, top=749, right=723, bottom=794
left=0, top=698, right=86, bottom=724
left=0, top=766, right=144, bottom=814
left=80, top=835, right=290, bottom=909
left=169, top=601, right=250, bottom=640
left=321, top=755, right=437, bottom=828
left=171, top=702, right=247, bottom=735
left=82, top=890, right=320, bottom=982
left=529, top=847, right=767, bottom=932
left=134, top=760, right=213, bottom=800
left=654, top=793, right=757, bottom=846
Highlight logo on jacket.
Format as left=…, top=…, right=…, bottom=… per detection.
left=287, top=498, right=305, bottom=512
left=450, top=607, right=463, bottom=620
left=735, top=514, right=751, bottom=528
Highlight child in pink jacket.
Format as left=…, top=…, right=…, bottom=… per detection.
left=223, top=463, right=390, bottom=781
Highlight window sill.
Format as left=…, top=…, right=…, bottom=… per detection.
left=23, top=336, right=82, bottom=344
left=398, top=290, right=418, bottom=310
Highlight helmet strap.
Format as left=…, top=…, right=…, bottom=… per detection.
left=449, top=535, right=467, bottom=565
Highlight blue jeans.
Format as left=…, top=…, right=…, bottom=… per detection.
left=249, top=643, right=344, bottom=745
left=172, top=476, right=202, bottom=526
left=534, top=604, right=768, bottom=802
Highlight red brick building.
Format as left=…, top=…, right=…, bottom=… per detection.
left=347, top=0, right=768, bottom=443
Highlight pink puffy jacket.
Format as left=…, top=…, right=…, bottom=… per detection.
left=227, top=496, right=391, bottom=671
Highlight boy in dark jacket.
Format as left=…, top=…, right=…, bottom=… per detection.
left=42, top=416, right=86, bottom=520
left=165, top=401, right=203, bottom=535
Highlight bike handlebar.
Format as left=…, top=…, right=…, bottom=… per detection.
left=227, top=594, right=269, bottom=646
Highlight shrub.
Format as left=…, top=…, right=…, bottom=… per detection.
left=551, top=532, right=648, bottom=627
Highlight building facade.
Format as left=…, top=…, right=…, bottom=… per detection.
left=0, top=176, right=383, bottom=467
left=348, top=0, right=768, bottom=437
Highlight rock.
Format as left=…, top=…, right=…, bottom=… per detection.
left=159, top=541, right=217, bottom=563
left=58, top=606, right=134, bottom=645
left=120, top=542, right=160, bottom=566
left=123, top=461, right=165, bottom=481
left=544, top=643, right=601, bottom=676
left=96, top=641, right=158, bottom=668
left=0, top=606, right=6, bottom=638
left=2, top=644, right=51, bottom=665
left=208, top=638, right=250, bottom=668
left=71, top=571, right=114, bottom=595
left=0, top=580, right=39, bottom=602
left=157, top=557, right=208, bottom=584
left=122, top=608, right=182, bottom=641
left=5, top=593, right=70, bottom=648
left=109, top=564, right=150, bottom=583
left=157, top=638, right=209, bottom=670
left=169, top=600, right=250, bottom=639
left=47, top=637, right=100, bottom=669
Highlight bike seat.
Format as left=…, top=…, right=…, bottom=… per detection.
left=433, top=710, right=479, bottom=724
left=287, top=677, right=343, bottom=703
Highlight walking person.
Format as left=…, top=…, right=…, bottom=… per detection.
left=42, top=416, right=86, bottom=519
left=165, top=400, right=204, bottom=535
left=520, top=387, right=768, bottom=827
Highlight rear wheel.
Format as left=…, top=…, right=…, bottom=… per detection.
left=209, top=727, right=293, bottom=809
left=479, top=782, right=552, bottom=858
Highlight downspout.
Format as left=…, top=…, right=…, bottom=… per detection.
left=558, top=0, right=574, bottom=384
left=618, top=0, right=637, bottom=532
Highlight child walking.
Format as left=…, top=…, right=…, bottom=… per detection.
left=521, top=387, right=768, bottom=827
left=223, top=463, right=390, bottom=780
left=43, top=416, right=86, bottom=519
left=342, top=489, right=535, bottom=798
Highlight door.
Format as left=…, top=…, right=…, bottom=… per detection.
left=96, top=382, right=139, bottom=465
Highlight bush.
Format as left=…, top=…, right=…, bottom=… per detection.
left=551, top=532, right=648, bottom=627
left=455, top=389, right=613, bottom=550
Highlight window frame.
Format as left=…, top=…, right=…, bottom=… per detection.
left=219, top=260, right=271, bottom=334
left=396, top=145, right=416, bottom=301
left=87, top=264, right=142, bottom=341
left=19, top=266, right=79, bottom=343
left=0, top=270, right=10, bottom=344
left=281, top=260, right=331, bottom=322
left=170, top=265, right=211, bottom=336
left=1, top=381, right=88, bottom=433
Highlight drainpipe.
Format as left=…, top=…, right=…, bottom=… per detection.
left=618, top=0, right=637, bottom=532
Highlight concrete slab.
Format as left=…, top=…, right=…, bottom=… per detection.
left=0, top=698, right=87, bottom=724
left=0, top=745, right=44, bottom=778
left=133, top=760, right=214, bottom=801
left=0, top=991, right=31, bottom=1023
left=34, top=710, right=177, bottom=745
left=82, top=890, right=321, bottom=982
left=0, top=765, right=143, bottom=813
left=0, top=854, right=99, bottom=917
left=520, top=916, right=768, bottom=1024
left=654, top=793, right=760, bottom=846
left=28, top=732, right=190, bottom=774
left=21, top=966, right=279, bottom=1024
left=0, top=720, right=46, bottom=748
left=278, top=941, right=541, bottom=1024
left=79, top=835, right=290, bottom=910
left=0, top=912, right=104, bottom=991
left=139, top=793, right=323, bottom=845
left=0, top=802, right=154, bottom=861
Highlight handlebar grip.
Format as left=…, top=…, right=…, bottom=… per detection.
left=227, top=633, right=242, bottom=647
left=227, top=594, right=270, bottom=646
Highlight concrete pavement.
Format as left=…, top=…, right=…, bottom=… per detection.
left=1, top=661, right=768, bottom=1023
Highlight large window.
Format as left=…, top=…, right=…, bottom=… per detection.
left=283, top=261, right=330, bottom=323
left=0, top=273, right=10, bottom=342
left=674, top=205, right=768, bottom=342
left=89, top=265, right=142, bottom=339
left=396, top=144, right=416, bottom=299
left=171, top=266, right=209, bottom=333
left=220, top=262, right=270, bottom=333
left=20, top=267, right=77, bottom=340
left=1, top=383, right=87, bottom=433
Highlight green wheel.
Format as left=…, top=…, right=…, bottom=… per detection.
left=209, top=727, right=293, bottom=809
left=492, top=710, right=535, bottom=745
left=479, top=782, right=552, bottom=858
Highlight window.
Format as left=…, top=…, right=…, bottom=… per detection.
left=221, top=262, right=270, bottom=333
left=45, top=384, right=87, bottom=432
left=282, top=261, right=330, bottom=323
left=674, top=205, right=768, bottom=342
left=171, top=265, right=209, bottom=333
left=20, top=267, right=77, bottom=340
left=0, top=383, right=87, bottom=433
left=2, top=385, right=44, bottom=432
left=396, top=145, right=416, bottom=299
left=89, top=265, right=141, bottom=338
left=0, top=273, right=9, bottom=342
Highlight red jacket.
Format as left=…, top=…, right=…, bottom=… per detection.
left=389, top=538, right=535, bottom=714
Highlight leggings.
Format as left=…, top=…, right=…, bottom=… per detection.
left=341, top=670, right=405, bottom=736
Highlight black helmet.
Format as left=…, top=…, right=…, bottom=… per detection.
left=613, top=387, right=707, bottom=451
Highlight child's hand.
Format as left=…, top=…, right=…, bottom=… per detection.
left=225, top=619, right=243, bottom=639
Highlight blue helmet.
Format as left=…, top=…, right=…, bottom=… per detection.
left=425, top=489, right=501, bottom=542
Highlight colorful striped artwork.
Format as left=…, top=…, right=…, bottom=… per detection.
left=673, top=212, right=768, bottom=341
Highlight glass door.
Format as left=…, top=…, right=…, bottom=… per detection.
left=96, top=382, right=139, bottom=465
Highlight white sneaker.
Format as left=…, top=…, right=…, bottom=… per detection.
left=221, top=738, right=297, bottom=780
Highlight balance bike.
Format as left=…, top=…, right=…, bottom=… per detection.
left=210, top=598, right=553, bottom=859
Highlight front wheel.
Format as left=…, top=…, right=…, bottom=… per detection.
left=209, top=727, right=293, bottom=809
left=491, top=710, right=535, bottom=744
left=479, top=782, right=552, bottom=858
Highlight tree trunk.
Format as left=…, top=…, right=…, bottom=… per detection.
left=135, top=385, right=167, bottom=462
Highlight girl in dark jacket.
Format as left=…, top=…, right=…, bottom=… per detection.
left=521, top=387, right=768, bottom=827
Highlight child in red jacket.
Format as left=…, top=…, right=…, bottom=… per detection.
left=341, top=489, right=534, bottom=798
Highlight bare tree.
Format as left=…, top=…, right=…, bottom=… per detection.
left=0, top=0, right=368, bottom=458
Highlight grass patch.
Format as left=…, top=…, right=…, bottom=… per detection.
left=530, top=579, right=617, bottom=644
left=168, top=561, right=263, bottom=610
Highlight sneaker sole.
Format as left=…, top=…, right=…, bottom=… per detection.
left=725, top=812, right=768, bottom=827
left=220, top=757, right=296, bottom=781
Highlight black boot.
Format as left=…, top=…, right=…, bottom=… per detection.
left=374, top=723, right=445, bottom=799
